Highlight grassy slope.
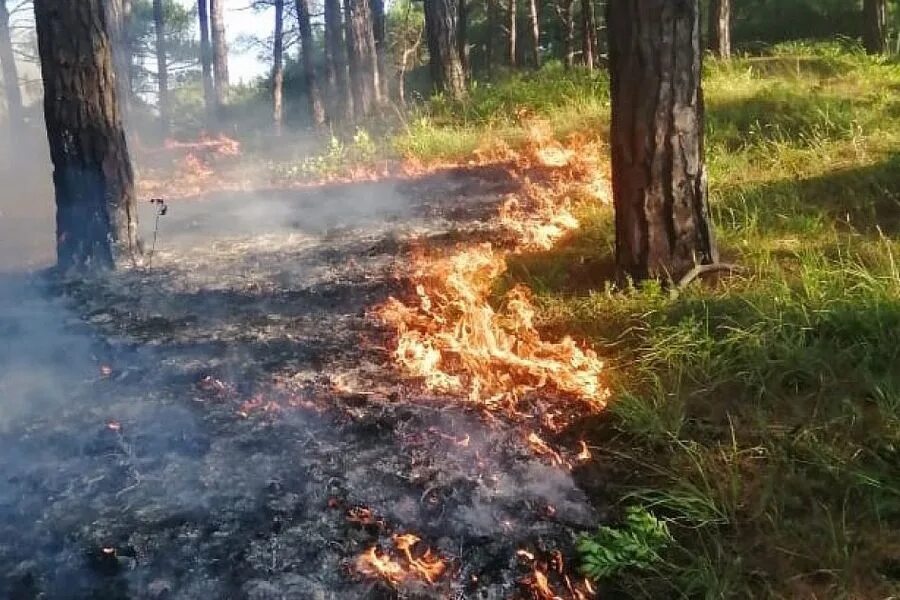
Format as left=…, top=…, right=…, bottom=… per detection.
left=396, top=45, right=900, bottom=599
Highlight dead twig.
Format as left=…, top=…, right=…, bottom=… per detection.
left=673, top=262, right=745, bottom=295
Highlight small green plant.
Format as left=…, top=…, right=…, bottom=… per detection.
left=577, top=506, right=673, bottom=580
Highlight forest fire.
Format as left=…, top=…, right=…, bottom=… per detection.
left=375, top=133, right=609, bottom=415
left=355, top=534, right=447, bottom=586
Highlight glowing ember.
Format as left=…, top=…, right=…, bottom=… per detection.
left=577, top=441, right=592, bottom=461
left=355, top=534, right=446, bottom=587
left=99, top=364, right=113, bottom=378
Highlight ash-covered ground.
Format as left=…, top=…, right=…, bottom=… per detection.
left=0, top=168, right=601, bottom=599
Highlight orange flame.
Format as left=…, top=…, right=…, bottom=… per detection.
left=355, top=534, right=446, bottom=587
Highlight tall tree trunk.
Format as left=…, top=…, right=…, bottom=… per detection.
left=152, top=0, right=169, bottom=135
left=325, top=0, right=353, bottom=121
left=343, top=0, right=379, bottom=117
left=607, top=0, right=716, bottom=281
left=508, top=0, right=517, bottom=66
left=272, top=0, right=285, bottom=134
left=556, top=0, right=575, bottom=68
left=33, top=0, right=139, bottom=270
left=198, top=0, right=215, bottom=123
left=370, top=0, right=388, bottom=101
left=104, top=0, right=132, bottom=119
left=458, top=0, right=469, bottom=76
left=424, top=0, right=467, bottom=99
left=528, top=0, right=540, bottom=67
left=580, top=0, right=594, bottom=69
left=863, top=0, right=887, bottom=55
left=296, top=0, right=326, bottom=126
left=486, top=0, right=497, bottom=75
left=707, top=0, right=730, bottom=59
left=209, top=0, right=229, bottom=114
left=0, top=0, right=23, bottom=133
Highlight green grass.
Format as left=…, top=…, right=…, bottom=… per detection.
left=457, top=46, right=900, bottom=598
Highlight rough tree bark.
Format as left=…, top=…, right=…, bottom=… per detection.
left=0, top=0, right=23, bottom=134
left=607, top=0, right=717, bottom=281
left=325, top=0, right=353, bottom=121
left=272, top=0, right=284, bottom=134
left=424, top=0, right=467, bottom=99
left=152, top=0, right=169, bottom=134
left=104, top=0, right=132, bottom=118
left=33, top=0, right=139, bottom=270
left=528, top=0, right=540, bottom=67
left=343, top=0, right=379, bottom=117
left=580, top=0, right=595, bottom=69
left=209, top=0, right=229, bottom=113
left=197, top=0, right=216, bottom=123
left=863, top=0, right=887, bottom=55
left=296, top=0, right=326, bottom=126
left=707, top=0, right=730, bottom=59
left=508, top=0, right=517, bottom=67
left=556, top=0, right=575, bottom=68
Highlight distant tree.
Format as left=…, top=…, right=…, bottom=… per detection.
left=33, top=0, right=139, bottom=270
left=863, top=0, right=887, bottom=54
left=607, top=0, right=717, bottom=281
left=555, top=0, right=575, bottom=68
left=708, top=0, right=731, bottom=59
left=210, top=0, right=229, bottom=112
left=104, top=0, right=133, bottom=117
left=197, top=0, right=215, bottom=122
left=458, top=0, right=469, bottom=75
left=371, top=0, right=389, bottom=98
left=507, top=0, right=516, bottom=66
left=386, top=0, right=424, bottom=103
left=528, top=0, right=540, bottom=66
left=580, top=0, right=595, bottom=69
left=152, top=0, right=170, bottom=134
left=424, top=0, right=467, bottom=98
left=343, top=0, right=379, bottom=116
left=273, top=0, right=285, bottom=134
left=295, top=0, right=326, bottom=126
left=324, top=0, right=353, bottom=120
left=0, top=0, right=23, bottom=133
left=485, top=0, right=497, bottom=73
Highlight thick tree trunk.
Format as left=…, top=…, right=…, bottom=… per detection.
left=863, top=0, right=887, bottom=55
left=296, top=0, right=326, bottom=127
left=325, top=0, right=353, bottom=121
left=580, top=0, right=594, bottom=69
left=0, top=0, right=23, bottom=132
left=707, top=0, right=730, bottom=59
left=607, top=0, right=717, bottom=281
left=528, top=0, right=540, bottom=67
left=370, top=0, right=388, bottom=101
left=198, top=0, right=216, bottom=123
left=104, top=0, right=132, bottom=118
left=343, top=0, right=379, bottom=117
left=33, top=0, right=139, bottom=270
left=557, top=0, right=575, bottom=68
left=209, top=0, right=229, bottom=113
left=272, top=0, right=284, bottom=134
left=152, top=0, right=169, bottom=135
left=458, top=0, right=469, bottom=76
left=424, top=0, right=467, bottom=99
left=508, top=0, right=517, bottom=67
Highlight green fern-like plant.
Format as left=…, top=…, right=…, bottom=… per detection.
left=577, top=506, right=672, bottom=580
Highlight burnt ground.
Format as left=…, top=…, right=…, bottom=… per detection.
left=0, top=167, right=603, bottom=599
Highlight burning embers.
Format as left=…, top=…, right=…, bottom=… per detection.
left=375, top=133, right=610, bottom=414
left=356, top=533, right=447, bottom=586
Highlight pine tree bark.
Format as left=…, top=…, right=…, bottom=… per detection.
left=528, top=0, right=540, bottom=67
left=325, top=0, right=353, bottom=121
left=343, top=0, right=379, bottom=117
left=556, top=0, right=575, bottom=68
left=198, top=0, right=216, bottom=123
left=0, top=0, right=23, bottom=133
left=508, top=0, right=517, bottom=66
left=273, top=0, right=285, bottom=134
left=863, top=0, right=887, bottom=55
left=209, top=0, right=229, bottom=114
left=104, top=0, right=133, bottom=118
left=33, top=0, right=139, bottom=270
left=607, top=0, right=717, bottom=281
left=152, top=0, right=169, bottom=135
left=580, top=0, right=595, bottom=69
left=707, top=0, right=730, bottom=59
left=424, top=0, right=467, bottom=99
left=295, top=0, right=326, bottom=126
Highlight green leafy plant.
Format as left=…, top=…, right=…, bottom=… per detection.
left=577, top=506, right=672, bottom=580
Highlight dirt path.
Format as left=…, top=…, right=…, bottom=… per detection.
left=0, top=168, right=599, bottom=599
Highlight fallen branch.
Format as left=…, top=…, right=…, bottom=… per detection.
left=675, top=262, right=745, bottom=291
